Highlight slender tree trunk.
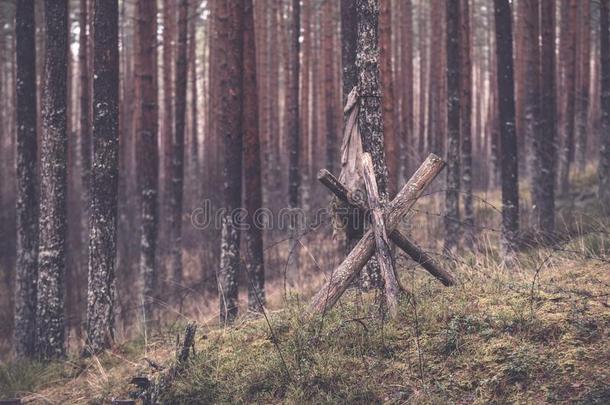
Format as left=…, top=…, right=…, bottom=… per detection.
left=557, top=0, right=577, bottom=196
left=15, top=0, right=39, bottom=358
left=162, top=0, right=175, bottom=238
left=575, top=1, right=590, bottom=171
left=600, top=0, right=610, bottom=206
left=444, top=0, right=460, bottom=253
left=380, top=0, right=397, bottom=198
left=494, top=0, right=519, bottom=254
left=169, top=0, right=188, bottom=295
left=324, top=1, right=337, bottom=175
left=85, top=0, right=119, bottom=354
left=36, top=0, right=68, bottom=360
left=243, top=0, right=265, bottom=311
left=538, top=0, right=557, bottom=233
left=188, top=0, right=199, bottom=200
left=80, top=0, right=91, bottom=199
left=460, top=0, right=473, bottom=247
left=217, top=0, right=244, bottom=324
left=135, top=0, right=159, bottom=322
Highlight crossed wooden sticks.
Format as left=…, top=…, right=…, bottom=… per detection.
left=310, top=153, right=455, bottom=317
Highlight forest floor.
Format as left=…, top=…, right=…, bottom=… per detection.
left=1, top=171, right=610, bottom=404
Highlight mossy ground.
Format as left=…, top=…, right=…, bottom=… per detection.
left=2, top=246, right=608, bottom=404
left=1, top=168, right=609, bottom=404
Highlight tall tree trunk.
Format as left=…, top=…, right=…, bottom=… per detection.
left=460, top=0, right=473, bottom=247
left=162, top=0, right=175, bottom=241
left=575, top=0, right=590, bottom=171
left=217, top=0, right=244, bottom=324
left=286, top=0, right=300, bottom=281
left=400, top=0, right=413, bottom=179
left=537, top=0, right=557, bottom=233
left=380, top=0, right=397, bottom=197
left=557, top=0, right=577, bottom=196
left=600, top=0, right=610, bottom=206
left=15, top=0, right=39, bottom=359
left=356, top=0, right=388, bottom=289
left=494, top=0, right=520, bottom=254
left=79, top=0, right=91, bottom=200
left=243, top=0, right=265, bottom=311
left=324, top=1, right=337, bottom=175
left=135, top=0, right=159, bottom=322
left=444, top=0, right=460, bottom=253
left=85, top=0, right=119, bottom=354
left=188, top=0, right=199, bottom=200
left=169, top=0, right=188, bottom=295
left=36, top=0, right=68, bottom=360
left=521, top=0, right=542, bottom=227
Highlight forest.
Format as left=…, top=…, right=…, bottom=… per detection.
left=0, top=0, right=609, bottom=403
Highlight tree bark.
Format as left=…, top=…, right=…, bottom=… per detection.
left=600, top=0, right=610, bottom=206
left=135, top=0, right=159, bottom=322
left=15, top=0, right=39, bottom=358
left=538, top=0, right=557, bottom=233
left=309, top=154, right=445, bottom=315
left=243, top=0, right=265, bottom=312
left=85, top=0, right=119, bottom=354
left=36, top=0, right=69, bottom=360
left=444, top=0, right=461, bottom=253
left=557, top=0, right=577, bottom=196
left=379, top=0, right=397, bottom=198
left=494, top=0, right=519, bottom=254
left=169, top=0, right=188, bottom=293
left=217, top=0, right=244, bottom=324
left=460, top=0, right=473, bottom=247
left=575, top=0, right=590, bottom=171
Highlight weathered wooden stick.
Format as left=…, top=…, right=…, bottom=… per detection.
left=309, top=154, right=446, bottom=315
left=361, top=153, right=401, bottom=317
left=318, top=168, right=455, bottom=286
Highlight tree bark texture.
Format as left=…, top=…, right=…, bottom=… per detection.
left=600, top=0, right=610, bottom=206
left=36, top=0, right=69, bottom=360
left=15, top=0, right=39, bottom=358
left=135, top=0, right=159, bottom=322
left=494, top=0, right=519, bottom=253
left=537, top=0, right=556, bottom=233
left=217, top=0, right=244, bottom=324
left=379, top=0, right=397, bottom=198
left=85, top=0, right=119, bottom=354
left=444, top=0, right=461, bottom=253
left=169, top=0, right=188, bottom=292
left=356, top=0, right=388, bottom=289
left=243, top=0, right=265, bottom=312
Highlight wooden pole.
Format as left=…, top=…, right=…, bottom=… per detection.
left=361, top=153, right=400, bottom=317
left=309, top=154, right=446, bottom=315
left=317, top=170, right=456, bottom=287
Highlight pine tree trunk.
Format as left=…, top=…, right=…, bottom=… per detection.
left=37, top=0, right=69, bottom=360
left=162, top=0, right=175, bottom=240
left=85, top=0, right=119, bottom=354
left=217, top=0, right=244, bottom=324
left=444, top=0, right=460, bottom=253
left=557, top=0, right=577, bottom=196
left=600, top=0, right=610, bottom=206
left=243, top=0, right=265, bottom=311
left=356, top=0, right=387, bottom=289
left=521, top=0, right=542, bottom=226
left=379, top=0, right=397, bottom=198
left=538, top=0, right=557, bottom=233
left=169, top=0, right=188, bottom=295
left=324, top=2, right=337, bottom=175
left=575, top=1, right=590, bottom=171
left=494, top=0, right=520, bottom=254
left=135, top=0, right=159, bottom=323
left=15, top=0, right=39, bottom=358
left=459, top=0, right=473, bottom=247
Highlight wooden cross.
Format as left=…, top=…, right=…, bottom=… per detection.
left=310, top=153, right=455, bottom=317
